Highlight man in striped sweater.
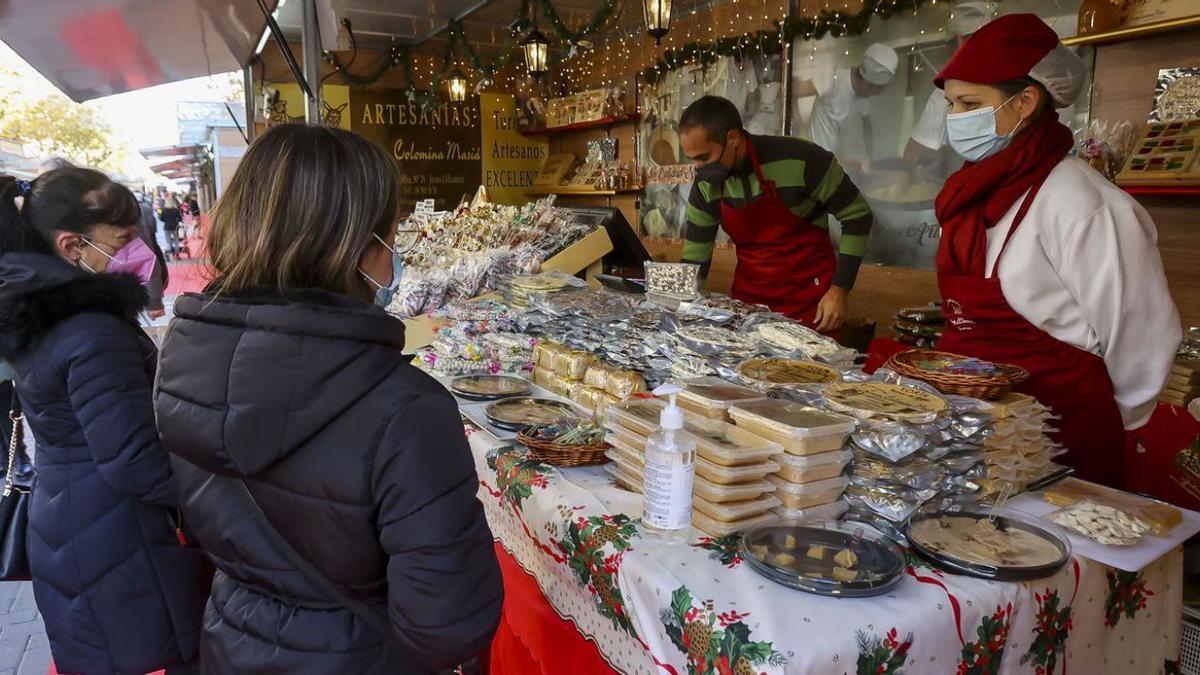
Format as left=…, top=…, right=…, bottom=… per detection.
left=679, top=95, right=874, bottom=332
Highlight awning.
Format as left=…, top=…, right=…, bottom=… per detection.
left=0, top=0, right=278, bottom=102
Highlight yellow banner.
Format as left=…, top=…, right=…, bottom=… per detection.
left=480, top=93, right=548, bottom=205
left=264, top=83, right=351, bottom=129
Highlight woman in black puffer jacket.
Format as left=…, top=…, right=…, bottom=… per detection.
left=0, top=169, right=210, bottom=674
left=154, top=124, right=503, bottom=674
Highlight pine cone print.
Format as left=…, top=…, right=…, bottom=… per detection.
left=595, top=524, right=622, bottom=546
left=685, top=619, right=713, bottom=658
left=595, top=579, right=619, bottom=613
left=733, top=656, right=757, bottom=675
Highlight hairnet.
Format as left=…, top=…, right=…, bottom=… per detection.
left=860, top=43, right=899, bottom=86
left=1028, top=45, right=1087, bottom=108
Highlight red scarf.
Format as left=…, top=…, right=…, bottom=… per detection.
left=935, top=111, right=1075, bottom=276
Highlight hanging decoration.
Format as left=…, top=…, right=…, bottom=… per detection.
left=643, top=0, right=672, bottom=46
left=535, top=0, right=618, bottom=47
left=640, top=0, right=933, bottom=84
left=446, top=67, right=469, bottom=102
left=522, top=1, right=552, bottom=81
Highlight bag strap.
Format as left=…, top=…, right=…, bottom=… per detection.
left=4, top=386, right=24, bottom=498
left=231, top=478, right=392, bottom=635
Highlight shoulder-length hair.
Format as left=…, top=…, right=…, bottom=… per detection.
left=207, top=123, right=401, bottom=299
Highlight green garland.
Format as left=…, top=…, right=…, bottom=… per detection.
left=536, top=0, right=617, bottom=45
left=641, top=0, right=932, bottom=84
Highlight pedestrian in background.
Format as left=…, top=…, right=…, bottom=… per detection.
left=159, top=196, right=183, bottom=259
left=0, top=169, right=210, bottom=675
left=135, top=191, right=169, bottom=319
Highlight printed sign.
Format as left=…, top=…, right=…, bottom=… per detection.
left=350, top=89, right=482, bottom=213
left=480, top=94, right=548, bottom=205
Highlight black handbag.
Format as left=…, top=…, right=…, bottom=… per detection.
left=0, top=387, right=32, bottom=581
left=232, top=478, right=482, bottom=675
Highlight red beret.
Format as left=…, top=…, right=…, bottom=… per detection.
left=935, top=13, right=1059, bottom=88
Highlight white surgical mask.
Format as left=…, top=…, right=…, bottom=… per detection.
left=946, top=94, right=1023, bottom=162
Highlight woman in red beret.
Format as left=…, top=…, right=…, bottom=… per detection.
left=933, top=13, right=1180, bottom=487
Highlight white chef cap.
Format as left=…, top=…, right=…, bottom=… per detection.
left=1028, top=44, right=1087, bottom=108
left=948, top=2, right=995, bottom=38
left=860, top=43, right=899, bottom=86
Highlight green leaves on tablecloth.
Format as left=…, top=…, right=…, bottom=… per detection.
left=696, top=534, right=744, bottom=569
left=855, top=627, right=913, bottom=675
left=958, top=604, right=1012, bottom=675
left=1104, top=569, right=1155, bottom=628
left=555, top=513, right=639, bottom=635
left=486, top=445, right=552, bottom=509
left=1021, top=589, right=1072, bottom=675
left=663, top=585, right=787, bottom=675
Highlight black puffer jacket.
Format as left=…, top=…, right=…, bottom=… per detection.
left=154, top=288, right=503, bottom=674
left=0, top=252, right=210, bottom=674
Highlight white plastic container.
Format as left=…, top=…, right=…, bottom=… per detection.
left=692, top=494, right=781, bottom=523
left=729, top=399, right=856, bottom=455
left=770, top=500, right=850, bottom=522
left=675, top=377, right=767, bottom=420
left=773, top=448, right=853, bottom=484
left=607, top=398, right=666, bottom=436
left=608, top=411, right=781, bottom=468
left=642, top=385, right=697, bottom=543
left=694, top=456, right=780, bottom=486
left=691, top=510, right=776, bottom=537
left=766, top=475, right=850, bottom=510
left=604, top=449, right=775, bottom=504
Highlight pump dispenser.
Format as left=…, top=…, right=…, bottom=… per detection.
left=642, top=384, right=697, bottom=543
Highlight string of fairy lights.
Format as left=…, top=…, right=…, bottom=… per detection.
left=317, top=0, right=953, bottom=105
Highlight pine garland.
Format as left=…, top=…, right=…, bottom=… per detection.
left=641, top=0, right=932, bottom=84
left=536, top=0, right=618, bottom=45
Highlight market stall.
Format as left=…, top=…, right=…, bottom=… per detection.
left=410, top=274, right=1195, bottom=675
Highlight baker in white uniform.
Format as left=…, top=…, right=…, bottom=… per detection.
left=904, top=2, right=995, bottom=179
left=933, top=13, right=1181, bottom=487
left=794, top=42, right=899, bottom=166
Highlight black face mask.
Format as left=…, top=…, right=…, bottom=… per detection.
left=696, top=136, right=731, bottom=184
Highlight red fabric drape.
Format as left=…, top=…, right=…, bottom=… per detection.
left=489, top=543, right=619, bottom=675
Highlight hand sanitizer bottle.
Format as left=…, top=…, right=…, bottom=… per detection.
left=641, top=384, right=696, bottom=543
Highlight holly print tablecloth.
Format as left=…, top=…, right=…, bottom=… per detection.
left=467, top=426, right=1183, bottom=675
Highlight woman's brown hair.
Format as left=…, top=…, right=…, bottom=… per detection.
left=207, top=123, right=401, bottom=298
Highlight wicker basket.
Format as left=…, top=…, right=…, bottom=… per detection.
left=517, top=432, right=611, bottom=467
left=885, top=349, right=1029, bottom=400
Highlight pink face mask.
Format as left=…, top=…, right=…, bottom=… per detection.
left=84, top=237, right=157, bottom=285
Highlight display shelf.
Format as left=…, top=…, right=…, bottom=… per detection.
left=1062, top=15, right=1200, bottom=46
left=1119, top=183, right=1200, bottom=197
left=401, top=227, right=614, bottom=352
left=526, top=186, right=644, bottom=196
left=522, top=113, right=641, bottom=137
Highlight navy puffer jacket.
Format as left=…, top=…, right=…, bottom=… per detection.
left=154, top=287, right=503, bottom=674
left=0, top=252, right=210, bottom=674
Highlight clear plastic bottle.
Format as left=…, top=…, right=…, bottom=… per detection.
left=641, top=384, right=697, bottom=543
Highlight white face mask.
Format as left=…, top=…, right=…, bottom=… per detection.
left=945, top=94, right=1023, bottom=162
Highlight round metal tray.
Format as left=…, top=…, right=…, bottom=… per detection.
left=741, top=521, right=905, bottom=598
left=905, top=510, right=1071, bottom=581
left=484, top=397, right=580, bottom=432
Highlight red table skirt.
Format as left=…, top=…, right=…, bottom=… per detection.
left=489, top=542, right=617, bottom=674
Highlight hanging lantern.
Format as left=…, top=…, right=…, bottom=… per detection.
left=521, top=26, right=550, bottom=79
left=643, top=0, right=672, bottom=46
left=446, top=68, right=468, bottom=102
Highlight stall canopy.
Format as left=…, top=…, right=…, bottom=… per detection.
left=0, top=0, right=278, bottom=102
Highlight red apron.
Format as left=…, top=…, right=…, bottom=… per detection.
left=937, top=181, right=1126, bottom=487
left=719, top=138, right=837, bottom=327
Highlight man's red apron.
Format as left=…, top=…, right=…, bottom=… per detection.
left=719, top=138, right=836, bottom=327
left=937, top=180, right=1126, bottom=487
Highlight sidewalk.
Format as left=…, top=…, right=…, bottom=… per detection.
left=0, top=583, right=50, bottom=675
left=0, top=250, right=212, bottom=675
